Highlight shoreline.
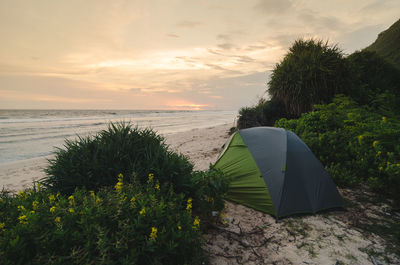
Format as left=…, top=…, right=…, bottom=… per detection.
left=0, top=123, right=233, bottom=192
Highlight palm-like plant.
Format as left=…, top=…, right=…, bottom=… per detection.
left=268, top=39, right=350, bottom=116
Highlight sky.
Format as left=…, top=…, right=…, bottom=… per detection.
left=0, top=0, right=399, bottom=111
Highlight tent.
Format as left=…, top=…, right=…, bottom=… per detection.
left=214, top=127, right=343, bottom=218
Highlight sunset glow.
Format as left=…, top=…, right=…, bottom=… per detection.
left=1, top=0, right=399, bottom=110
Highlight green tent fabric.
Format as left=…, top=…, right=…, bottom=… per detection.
left=214, top=127, right=343, bottom=218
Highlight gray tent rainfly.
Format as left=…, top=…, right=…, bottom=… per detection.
left=214, top=127, right=344, bottom=218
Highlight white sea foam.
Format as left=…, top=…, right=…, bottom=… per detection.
left=0, top=109, right=236, bottom=163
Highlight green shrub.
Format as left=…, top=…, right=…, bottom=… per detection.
left=237, top=98, right=288, bottom=129
left=190, top=167, right=230, bottom=217
left=346, top=50, right=400, bottom=106
left=276, top=95, right=400, bottom=204
left=268, top=39, right=350, bottom=116
left=0, top=175, right=205, bottom=264
left=43, top=123, right=193, bottom=195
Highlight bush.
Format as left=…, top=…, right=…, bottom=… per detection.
left=268, top=39, right=350, bottom=116
left=237, top=98, right=288, bottom=129
left=346, top=50, right=400, bottom=106
left=43, top=123, right=193, bottom=195
left=190, top=167, right=230, bottom=217
left=276, top=95, right=400, bottom=204
left=0, top=175, right=205, bottom=264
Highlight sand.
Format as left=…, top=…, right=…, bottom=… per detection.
left=1, top=123, right=399, bottom=264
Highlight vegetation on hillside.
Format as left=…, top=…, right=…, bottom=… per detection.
left=347, top=50, right=400, bottom=106
left=366, top=19, right=400, bottom=68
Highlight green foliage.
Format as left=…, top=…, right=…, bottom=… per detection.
left=268, top=39, right=350, bottom=116
left=190, top=167, right=230, bottom=217
left=347, top=50, right=400, bottom=106
left=0, top=177, right=205, bottom=265
left=276, top=96, right=400, bottom=204
left=43, top=123, right=193, bottom=195
left=366, top=18, right=400, bottom=69
left=237, top=98, right=288, bottom=129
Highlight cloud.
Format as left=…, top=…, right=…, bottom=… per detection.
left=167, top=33, right=180, bottom=38
left=235, top=55, right=255, bottom=63
left=360, top=0, right=393, bottom=13
left=176, top=20, right=202, bottom=28
left=245, top=45, right=267, bottom=51
left=216, top=34, right=231, bottom=41
left=254, top=0, right=294, bottom=14
left=217, top=43, right=235, bottom=50
left=129, top=87, right=142, bottom=93
left=297, top=9, right=345, bottom=32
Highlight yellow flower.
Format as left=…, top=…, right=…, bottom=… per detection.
left=115, top=173, right=124, bottom=191
left=396, top=163, right=400, bottom=168
left=148, top=173, right=154, bottom=183
left=89, top=191, right=95, bottom=198
left=48, top=194, right=56, bottom=204
left=139, top=208, right=146, bottom=216
left=130, top=197, right=136, bottom=207
left=178, top=225, right=181, bottom=230
left=387, top=161, right=390, bottom=166
left=193, top=216, right=200, bottom=226
left=376, top=151, right=382, bottom=157
left=55, top=217, right=61, bottom=224
left=155, top=183, right=160, bottom=190
left=18, top=191, right=26, bottom=199
left=18, top=215, right=28, bottom=224
left=50, top=206, right=56, bottom=213
left=357, top=135, right=364, bottom=144
left=114, top=181, right=123, bottom=192
left=30, top=211, right=35, bottom=214
left=96, top=198, right=102, bottom=204
left=68, top=195, right=75, bottom=206
left=192, top=216, right=200, bottom=230
left=382, top=116, right=387, bottom=123
left=186, top=198, right=193, bottom=212
left=68, top=208, right=75, bottom=213
left=149, top=227, right=157, bottom=241
left=120, top=194, right=127, bottom=202
left=32, top=201, right=39, bottom=210
left=379, top=166, right=383, bottom=171
left=17, top=205, right=26, bottom=212
left=0, top=222, right=5, bottom=230
left=372, top=141, right=378, bottom=148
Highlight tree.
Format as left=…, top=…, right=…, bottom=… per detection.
left=268, top=39, right=350, bottom=116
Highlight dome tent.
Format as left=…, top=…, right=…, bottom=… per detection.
left=214, top=127, right=343, bottom=218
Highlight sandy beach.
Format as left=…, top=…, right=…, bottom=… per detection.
left=1, top=123, right=398, bottom=264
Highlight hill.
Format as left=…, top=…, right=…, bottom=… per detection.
left=366, top=18, right=400, bottom=68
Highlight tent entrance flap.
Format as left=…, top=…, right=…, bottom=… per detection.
left=215, top=133, right=276, bottom=215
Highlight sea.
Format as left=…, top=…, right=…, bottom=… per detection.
left=0, top=109, right=237, bottom=164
